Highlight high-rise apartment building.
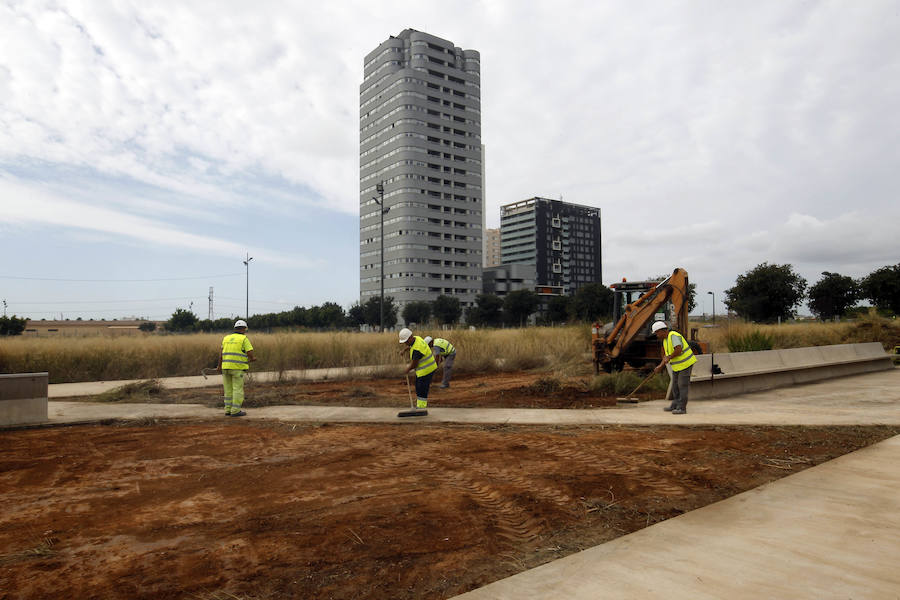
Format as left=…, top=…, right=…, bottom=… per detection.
left=359, top=30, right=483, bottom=319
left=500, top=197, right=602, bottom=295
left=483, top=227, right=501, bottom=267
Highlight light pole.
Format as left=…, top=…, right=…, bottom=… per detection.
left=707, top=291, right=715, bottom=324
left=243, top=253, right=253, bottom=319
left=372, top=181, right=388, bottom=332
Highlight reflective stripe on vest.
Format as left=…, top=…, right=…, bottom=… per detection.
left=410, top=336, right=437, bottom=377
left=222, top=333, right=251, bottom=370
left=434, top=338, right=455, bottom=355
left=663, top=331, right=697, bottom=372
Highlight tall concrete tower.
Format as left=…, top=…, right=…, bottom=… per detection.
left=359, top=29, right=483, bottom=322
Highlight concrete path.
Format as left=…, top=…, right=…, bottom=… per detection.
left=47, top=365, right=389, bottom=398
left=44, top=368, right=900, bottom=426
left=452, top=433, right=900, bottom=599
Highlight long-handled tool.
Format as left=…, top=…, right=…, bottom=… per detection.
left=616, top=371, right=656, bottom=403
left=398, top=373, right=428, bottom=417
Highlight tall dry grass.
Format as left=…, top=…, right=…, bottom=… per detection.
left=693, top=311, right=900, bottom=353
left=2, top=316, right=895, bottom=384
left=0, top=326, right=595, bottom=384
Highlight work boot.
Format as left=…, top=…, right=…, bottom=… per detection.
left=229, top=411, right=247, bottom=417
left=671, top=408, right=686, bottom=415
left=663, top=405, right=674, bottom=412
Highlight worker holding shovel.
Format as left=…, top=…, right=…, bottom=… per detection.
left=399, top=327, right=437, bottom=414
left=652, top=321, right=696, bottom=414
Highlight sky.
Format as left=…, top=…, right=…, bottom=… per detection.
left=1, top=0, right=899, bottom=321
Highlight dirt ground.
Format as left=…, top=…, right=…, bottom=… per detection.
left=2, top=418, right=898, bottom=600
left=113, top=371, right=644, bottom=410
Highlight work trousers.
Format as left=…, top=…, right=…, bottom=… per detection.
left=415, top=371, right=434, bottom=408
left=670, top=365, right=692, bottom=411
left=222, top=369, right=246, bottom=414
left=440, top=353, right=456, bottom=385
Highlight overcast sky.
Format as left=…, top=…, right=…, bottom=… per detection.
left=2, top=0, right=898, bottom=321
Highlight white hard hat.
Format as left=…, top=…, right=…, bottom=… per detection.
left=651, top=321, right=668, bottom=333
left=398, top=328, right=412, bottom=343
left=234, top=319, right=248, bottom=328
left=423, top=336, right=433, bottom=344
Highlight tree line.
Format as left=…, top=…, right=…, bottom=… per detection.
left=3, top=262, right=895, bottom=335
left=724, top=262, right=899, bottom=322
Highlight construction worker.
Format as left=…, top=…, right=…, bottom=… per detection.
left=400, top=327, right=437, bottom=409
left=424, top=336, right=456, bottom=388
left=217, top=319, right=256, bottom=417
left=652, top=321, right=696, bottom=414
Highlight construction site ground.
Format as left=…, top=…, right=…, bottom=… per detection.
left=2, top=368, right=899, bottom=599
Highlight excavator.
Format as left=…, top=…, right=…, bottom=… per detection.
left=592, top=267, right=708, bottom=373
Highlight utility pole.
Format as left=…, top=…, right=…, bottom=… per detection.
left=372, top=182, right=388, bottom=332
left=208, top=287, right=214, bottom=320
left=243, top=253, right=253, bottom=319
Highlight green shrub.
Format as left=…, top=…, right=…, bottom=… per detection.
left=725, top=329, right=775, bottom=352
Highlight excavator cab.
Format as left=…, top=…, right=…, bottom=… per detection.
left=593, top=268, right=705, bottom=373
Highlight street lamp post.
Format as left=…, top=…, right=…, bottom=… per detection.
left=243, top=253, right=254, bottom=319
left=372, top=182, right=388, bottom=332
left=707, top=291, right=715, bottom=324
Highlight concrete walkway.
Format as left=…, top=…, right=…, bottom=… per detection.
left=44, top=368, right=900, bottom=426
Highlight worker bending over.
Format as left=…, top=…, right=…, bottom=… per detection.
left=651, top=321, right=696, bottom=414
left=400, top=328, right=437, bottom=409
left=424, top=336, right=456, bottom=388
left=217, top=319, right=256, bottom=417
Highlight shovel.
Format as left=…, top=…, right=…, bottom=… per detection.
left=398, top=373, right=428, bottom=417
left=616, top=371, right=656, bottom=403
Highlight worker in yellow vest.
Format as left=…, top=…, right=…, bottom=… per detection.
left=217, top=319, right=256, bottom=417
left=424, top=336, right=456, bottom=388
left=651, top=321, right=696, bottom=414
left=399, top=327, right=437, bottom=409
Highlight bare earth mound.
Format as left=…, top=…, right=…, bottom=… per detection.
left=2, top=421, right=897, bottom=599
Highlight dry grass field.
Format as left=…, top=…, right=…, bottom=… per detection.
left=2, top=317, right=897, bottom=384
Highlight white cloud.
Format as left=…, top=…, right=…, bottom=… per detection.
left=1, top=0, right=899, bottom=316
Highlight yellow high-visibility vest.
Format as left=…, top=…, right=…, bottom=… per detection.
left=663, top=330, right=697, bottom=372
left=222, top=333, right=253, bottom=370
left=433, top=338, right=455, bottom=355
left=410, top=336, right=437, bottom=377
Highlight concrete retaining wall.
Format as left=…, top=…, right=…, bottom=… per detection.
left=690, top=343, right=894, bottom=400
left=0, top=373, right=49, bottom=426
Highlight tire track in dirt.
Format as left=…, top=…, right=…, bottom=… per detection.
left=419, top=459, right=546, bottom=547
left=350, top=441, right=550, bottom=547
left=526, top=437, right=689, bottom=497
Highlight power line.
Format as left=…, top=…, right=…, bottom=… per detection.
left=0, top=273, right=243, bottom=282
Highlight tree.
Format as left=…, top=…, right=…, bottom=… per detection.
left=465, top=294, right=504, bottom=327
left=432, top=295, right=462, bottom=325
left=544, top=295, right=571, bottom=324
left=402, top=301, right=432, bottom=325
left=166, top=308, right=199, bottom=332
left=361, top=296, right=397, bottom=329
left=503, top=290, right=539, bottom=326
left=724, top=263, right=807, bottom=322
left=347, top=303, right=365, bottom=327
left=0, top=315, right=28, bottom=336
left=138, top=322, right=157, bottom=332
left=571, top=283, right=614, bottom=322
left=808, top=272, right=860, bottom=321
left=861, top=263, right=900, bottom=315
